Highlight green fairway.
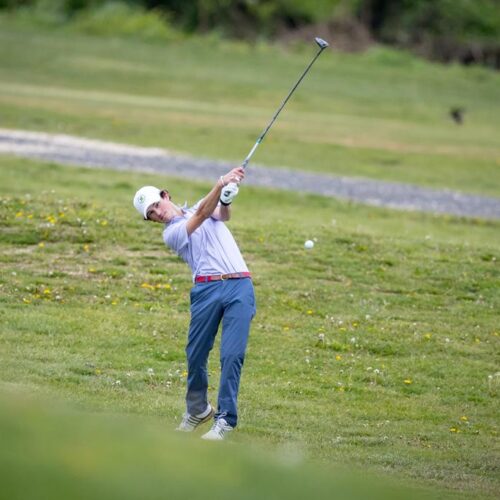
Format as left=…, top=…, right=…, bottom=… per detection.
left=0, top=156, right=499, bottom=497
left=0, top=19, right=499, bottom=197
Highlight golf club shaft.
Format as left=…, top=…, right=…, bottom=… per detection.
left=242, top=43, right=327, bottom=169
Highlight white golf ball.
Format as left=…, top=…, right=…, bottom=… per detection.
left=304, top=240, right=314, bottom=249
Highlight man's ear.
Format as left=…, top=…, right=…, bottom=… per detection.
left=160, top=190, right=170, bottom=200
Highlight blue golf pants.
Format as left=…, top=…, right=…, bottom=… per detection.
left=185, top=277, right=256, bottom=428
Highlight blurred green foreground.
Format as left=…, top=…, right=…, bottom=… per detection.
left=0, top=392, right=440, bottom=500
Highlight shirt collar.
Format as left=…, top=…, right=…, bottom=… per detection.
left=165, top=202, right=189, bottom=226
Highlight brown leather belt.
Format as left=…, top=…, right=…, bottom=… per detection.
left=195, top=272, right=251, bottom=283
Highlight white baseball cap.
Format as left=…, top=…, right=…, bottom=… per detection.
left=133, top=186, right=162, bottom=219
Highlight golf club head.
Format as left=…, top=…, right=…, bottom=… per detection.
left=315, top=37, right=329, bottom=49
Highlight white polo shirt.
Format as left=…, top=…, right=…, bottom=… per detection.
left=163, top=202, right=249, bottom=281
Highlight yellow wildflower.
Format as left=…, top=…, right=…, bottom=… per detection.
left=404, top=379, right=412, bottom=385
left=155, top=283, right=172, bottom=289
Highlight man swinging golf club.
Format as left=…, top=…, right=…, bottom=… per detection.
left=133, top=36, right=328, bottom=440
left=133, top=167, right=255, bottom=440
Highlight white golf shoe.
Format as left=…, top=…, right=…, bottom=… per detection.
left=176, top=404, right=214, bottom=432
left=201, top=417, right=233, bottom=441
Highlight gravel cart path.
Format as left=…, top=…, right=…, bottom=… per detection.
left=1, top=128, right=499, bottom=219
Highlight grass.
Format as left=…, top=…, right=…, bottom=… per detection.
left=0, top=155, right=499, bottom=498
left=0, top=392, right=442, bottom=500
left=0, top=18, right=499, bottom=197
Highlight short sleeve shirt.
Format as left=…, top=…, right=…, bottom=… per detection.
left=163, top=202, right=249, bottom=281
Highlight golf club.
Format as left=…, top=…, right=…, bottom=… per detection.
left=241, top=37, right=329, bottom=169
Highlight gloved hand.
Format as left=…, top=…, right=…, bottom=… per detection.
left=220, top=182, right=239, bottom=206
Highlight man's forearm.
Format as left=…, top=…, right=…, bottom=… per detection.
left=196, top=180, right=224, bottom=219
left=219, top=204, right=231, bottom=220
left=212, top=204, right=231, bottom=221
left=186, top=167, right=244, bottom=236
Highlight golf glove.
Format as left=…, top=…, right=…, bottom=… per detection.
left=220, top=182, right=239, bottom=206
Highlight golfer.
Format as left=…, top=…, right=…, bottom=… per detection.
left=133, top=167, right=255, bottom=440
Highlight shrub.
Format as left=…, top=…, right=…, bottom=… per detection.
left=13, top=0, right=71, bottom=25
left=74, top=1, right=178, bottom=40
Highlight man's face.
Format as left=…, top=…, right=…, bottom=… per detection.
left=146, top=193, right=170, bottom=223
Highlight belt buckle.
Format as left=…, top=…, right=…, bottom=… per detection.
left=220, top=274, right=228, bottom=281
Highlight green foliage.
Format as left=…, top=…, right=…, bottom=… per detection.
left=2, top=0, right=499, bottom=43
left=15, top=0, right=72, bottom=24
left=360, top=0, right=500, bottom=42
left=7, top=0, right=179, bottom=39
left=74, top=1, right=178, bottom=40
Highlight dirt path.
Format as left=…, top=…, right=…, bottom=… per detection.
left=1, top=128, right=499, bottom=219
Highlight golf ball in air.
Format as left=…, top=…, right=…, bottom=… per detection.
left=304, top=240, right=314, bottom=249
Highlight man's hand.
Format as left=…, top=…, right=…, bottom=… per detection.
left=220, top=182, right=239, bottom=206
left=219, top=166, right=245, bottom=206
left=186, top=166, right=245, bottom=235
